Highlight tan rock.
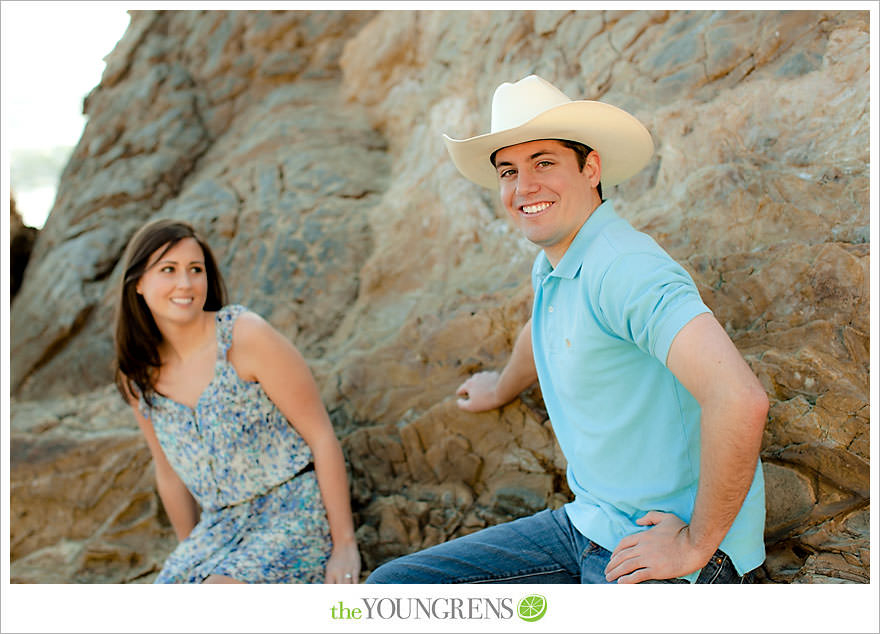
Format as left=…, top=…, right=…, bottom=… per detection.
left=762, top=462, right=816, bottom=541
left=10, top=386, right=175, bottom=583
left=792, top=551, right=869, bottom=584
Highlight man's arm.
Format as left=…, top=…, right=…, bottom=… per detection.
left=456, top=318, right=538, bottom=412
left=605, top=312, right=769, bottom=583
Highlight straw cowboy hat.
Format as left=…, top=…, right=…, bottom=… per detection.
left=443, top=75, right=654, bottom=190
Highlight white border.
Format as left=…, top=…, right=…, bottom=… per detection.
left=1, top=583, right=880, bottom=633
left=2, top=3, right=878, bottom=633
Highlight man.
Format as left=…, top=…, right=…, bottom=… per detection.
left=366, top=75, right=768, bottom=584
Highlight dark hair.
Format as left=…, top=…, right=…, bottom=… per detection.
left=114, top=219, right=227, bottom=407
left=490, top=139, right=603, bottom=201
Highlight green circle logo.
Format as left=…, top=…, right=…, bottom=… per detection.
left=517, top=594, right=547, bottom=622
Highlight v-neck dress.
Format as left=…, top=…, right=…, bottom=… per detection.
left=139, top=304, right=332, bottom=583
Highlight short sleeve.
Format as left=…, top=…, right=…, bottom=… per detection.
left=596, top=252, right=711, bottom=366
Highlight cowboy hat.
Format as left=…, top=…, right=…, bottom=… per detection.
left=443, top=75, right=654, bottom=190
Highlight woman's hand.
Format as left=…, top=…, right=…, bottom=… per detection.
left=324, top=540, right=361, bottom=584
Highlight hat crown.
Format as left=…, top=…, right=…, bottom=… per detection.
left=490, top=75, right=573, bottom=133
left=443, top=74, right=653, bottom=190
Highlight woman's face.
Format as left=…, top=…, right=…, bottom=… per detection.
left=135, top=237, right=208, bottom=327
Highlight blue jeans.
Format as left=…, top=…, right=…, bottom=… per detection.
left=365, top=508, right=748, bottom=584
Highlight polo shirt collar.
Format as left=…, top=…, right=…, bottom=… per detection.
left=537, top=199, right=619, bottom=280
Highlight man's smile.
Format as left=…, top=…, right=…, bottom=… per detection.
left=520, top=201, right=554, bottom=215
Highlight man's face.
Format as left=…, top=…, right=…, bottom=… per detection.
left=494, top=139, right=601, bottom=267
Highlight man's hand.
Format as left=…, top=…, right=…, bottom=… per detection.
left=456, top=320, right=537, bottom=413
left=456, top=371, right=504, bottom=412
left=604, top=511, right=713, bottom=583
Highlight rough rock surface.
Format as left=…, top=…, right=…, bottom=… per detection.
left=10, top=10, right=869, bottom=584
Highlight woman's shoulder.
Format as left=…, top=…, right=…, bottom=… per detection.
left=224, top=307, right=286, bottom=381
left=223, top=305, right=277, bottom=347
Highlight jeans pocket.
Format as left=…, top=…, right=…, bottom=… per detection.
left=641, top=578, right=690, bottom=584
left=697, top=550, right=742, bottom=584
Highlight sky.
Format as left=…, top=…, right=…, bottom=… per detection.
left=3, top=2, right=131, bottom=228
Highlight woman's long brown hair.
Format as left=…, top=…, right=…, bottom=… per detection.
left=114, top=219, right=227, bottom=408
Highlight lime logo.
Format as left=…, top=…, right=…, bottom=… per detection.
left=517, top=594, right=547, bottom=622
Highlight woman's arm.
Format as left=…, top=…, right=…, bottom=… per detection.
left=129, top=402, right=200, bottom=541
left=230, top=312, right=360, bottom=583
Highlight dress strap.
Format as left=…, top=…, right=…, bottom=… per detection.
left=216, top=304, right=248, bottom=360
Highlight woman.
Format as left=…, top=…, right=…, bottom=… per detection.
left=114, top=218, right=359, bottom=584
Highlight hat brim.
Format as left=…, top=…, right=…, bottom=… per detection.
left=443, top=100, right=654, bottom=190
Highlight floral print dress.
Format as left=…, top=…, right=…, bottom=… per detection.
left=140, top=304, right=332, bottom=583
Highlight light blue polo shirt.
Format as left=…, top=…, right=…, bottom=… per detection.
left=531, top=200, right=765, bottom=582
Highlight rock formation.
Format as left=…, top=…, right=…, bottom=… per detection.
left=10, top=9, right=869, bottom=584
left=9, top=194, right=38, bottom=298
